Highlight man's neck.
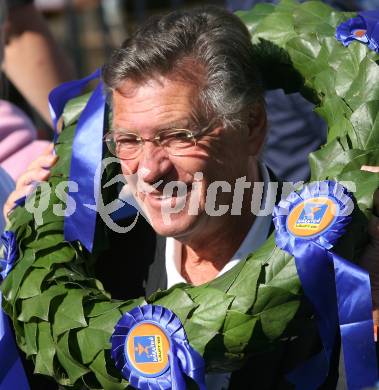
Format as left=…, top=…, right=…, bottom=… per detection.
left=178, top=159, right=263, bottom=286
left=180, top=212, right=255, bottom=285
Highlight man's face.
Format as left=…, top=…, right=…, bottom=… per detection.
left=112, top=75, right=264, bottom=242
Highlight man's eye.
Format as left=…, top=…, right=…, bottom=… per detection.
left=161, top=131, right=191, bottom=143
left=116, top=135, right=139, bottom=145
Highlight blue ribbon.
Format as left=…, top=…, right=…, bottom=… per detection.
left=336, top=10, right=379, bottom=53
left=0, top=231, right=29, bottom=389
left=63, top=80, right=106, bottom=253
left=273, top=181, right=378, bottom=390
left=48, top=70, right=137, bottom=252
left=111, top=304, right=206, bottom=390
left=49, top=69, right=104, bottom=252
left=48, top=69, right=101, bottom=131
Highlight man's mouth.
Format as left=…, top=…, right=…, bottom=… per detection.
left=141, top=184, right=192, bottom=206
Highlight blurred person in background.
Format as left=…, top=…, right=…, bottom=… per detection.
left=0, top=0, right=76, bottom=182
left=3, top=0, right=75, bottom=125
left=0, top=0, right=60, bottom=388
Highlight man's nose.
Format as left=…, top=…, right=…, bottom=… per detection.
left=137, top=142, right=173, bottom=184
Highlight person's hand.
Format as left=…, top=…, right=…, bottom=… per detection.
left=359, top=166, right=379, bottom=326
left=3, top=144, right=58, bottom=221
left=361, top=165, right=379, bottom=173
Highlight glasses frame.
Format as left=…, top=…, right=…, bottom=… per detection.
left=103, top=121, right=216, bottom=160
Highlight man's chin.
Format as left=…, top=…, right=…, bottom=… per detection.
left=146, top=211, right=196, bottom=238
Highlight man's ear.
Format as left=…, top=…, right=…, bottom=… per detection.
left=247, top=102, right=267, bottom=157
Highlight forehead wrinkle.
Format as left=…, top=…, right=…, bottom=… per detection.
left=112, top=118, right=192, bottom=134
left=111, top=74, right=207, bottom=140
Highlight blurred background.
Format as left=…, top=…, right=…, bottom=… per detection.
left=2, top=0, right=379, bottom=182
left=5, top=0, right=227, bottom=139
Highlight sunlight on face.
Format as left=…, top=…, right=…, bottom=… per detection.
left=112, top=76, right=257, bottom=242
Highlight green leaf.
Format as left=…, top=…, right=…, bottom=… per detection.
left=264, top=245, right=300, bottom=294
left=34, top=322, right=56, bottom=376
left=24, top=321, right=38, bottom=356
left=286, top=36, right=326, bottom=80
left=223, top=311, right=258, bottom=353
left=52, top=289, right=88, bottom=336
left=237, top=3, right=275, bottom=34
left=227, top=237, right=275, bottom=313
left=312, top=68, right=338, bottom=99
left=29, top=234, right=64, bottom=251
left=314, top=97, right=352, bottom=136
left=8, top=206, right=34, bottom=231
left=260, top=300, right=301, bottom=340
left=293, top=1, right=340, bottom=35
left=252, top=285, right=300, bottom=316
left=207, top=260, right=244, bottom=292
left=62, top=93, right=91, bottom=128
left=89, top=351, right=127, bottom=390
left=18, top=267, right=52, bottom=299
left=56, top=332, right=90, bottom=383
left=350, top=102, right=379, bottom=149
left=309, top=138, right=365, bottom=180
left=33, top=244, right=76, bottom=269
left=76, top=327, right=112, bottom=364
left=88, top=309, right=123, bottom=334
left=344, top=57, right=379, bottom=112
left=154, top=287, right=198, bottom=323
left=184, top=321, right=218, bottom=356
left=336, top=169, right=379, bottom=217
left=86, top=301, right=125, bottom=318
left=36, top=222, right=64, bottom=236
left=189, top=288, right=234, bottom=332
left=1, top=248, right=35, bottom=302
left=254, top=8, right=297, bottom=47
left=329, top=41, right=366, bottom=97
left=19, top=285, right=67, bottom=322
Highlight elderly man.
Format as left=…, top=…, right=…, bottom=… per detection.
left=100, top=6, right=378, bottom=389
left=4, top=5, right=378, bottom=390
left=102, top=6, right=268, bottom=291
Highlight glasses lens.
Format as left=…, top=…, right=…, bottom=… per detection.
left=106, top=132, right=141, bottom=160
left=159, top=129, right=195, bottom=154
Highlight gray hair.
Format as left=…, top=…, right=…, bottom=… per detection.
left=102, top=6, right=263, bottom=128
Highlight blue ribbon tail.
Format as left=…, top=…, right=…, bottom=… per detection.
left=0, top=305, right=29, bottom=389
left=274, top=181, right=379, bottom=389
left=63, top=82, right=106, bottom=252
left=286, top=242, right=338, bottom=389
left=332, top=252, right=378, bottom=390
left=169, top=347, right=187, bottom=390
left=174, top=340, right=206, bottom=390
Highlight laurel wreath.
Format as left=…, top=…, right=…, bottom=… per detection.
left=2, top=1, right=379, bottom=389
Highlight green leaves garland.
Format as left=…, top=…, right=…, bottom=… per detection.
left=1, top=1, right=379, bottom=388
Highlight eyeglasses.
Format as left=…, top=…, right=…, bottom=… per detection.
left=104, top=122, right=215, bottom=160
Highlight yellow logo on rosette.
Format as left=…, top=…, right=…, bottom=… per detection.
left=125, top=322, right=170, bottom=377
left=287, top=197, right=339, bottom=238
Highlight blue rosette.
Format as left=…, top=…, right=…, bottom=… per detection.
left=273, top=181, right=378, bottom=390
left=336, top=10, right=379, bottom=53
left=110, top=304, right=206, bottom=390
